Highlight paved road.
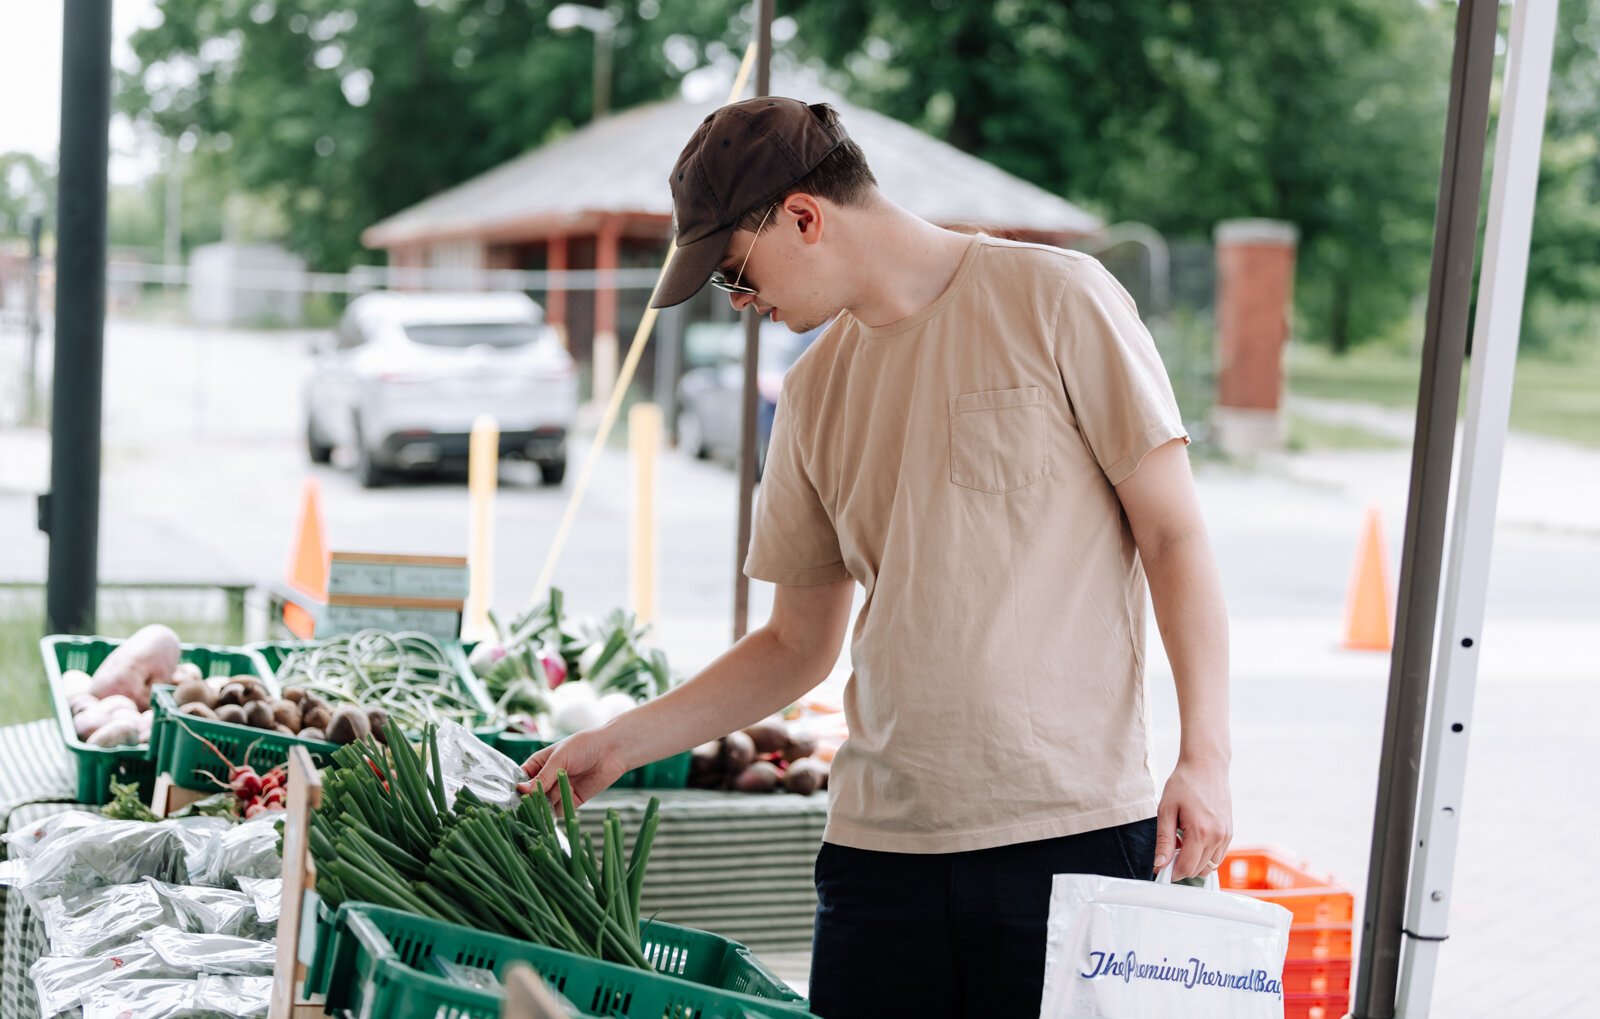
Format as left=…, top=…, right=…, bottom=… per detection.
left=2, top=319, right=1596, bottom=1015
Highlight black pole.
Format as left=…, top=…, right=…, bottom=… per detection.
left=43, top=0, right=113, bottom=635
left=732, top=0, right=774, bottom=642
left=1351, top=1, right=1499, bottom=1014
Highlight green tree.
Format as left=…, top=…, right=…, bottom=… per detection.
left=0, top=152, right=54, bottom=238
left=784, top=0, right=1453, bottom=353
left=121, top=0, right=742, bottom=270
left=1523, top=0, right=1600, bottom=353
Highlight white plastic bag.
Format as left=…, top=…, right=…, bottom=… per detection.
left=30, top=937, right=182, bottom=1018
left=436, top=719, right=524, bottom=809
left=1039, top=864, right=1293, bottom=1019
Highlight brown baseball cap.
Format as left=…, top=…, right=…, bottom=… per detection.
left=651, top=97, right=850, bottom=309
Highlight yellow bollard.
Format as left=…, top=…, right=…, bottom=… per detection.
left=629, top=403, right=662, bottom=626
left=463, top=415, right=499, bottom=642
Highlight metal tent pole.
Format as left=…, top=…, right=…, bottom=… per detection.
left=732, top=0, right=774, bottom=642
left=1351, top=0, right=1499, bottom=1013
left=1396, top=3, right=1559, bottom=1015
left=43, top=0, right=114, bottom=635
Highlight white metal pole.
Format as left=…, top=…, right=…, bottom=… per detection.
left=1396, top=2, right=1558, bottom=1015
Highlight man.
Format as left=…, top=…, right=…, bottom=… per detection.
left=522, top=97, right=1232, bottom=1018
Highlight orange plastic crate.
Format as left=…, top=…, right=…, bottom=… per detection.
left=1286, top=922, right=1354, bottom=962
left=1285, top=992, right=1351, bottom=1019
left=1220, top=846, right=1355, bottom=926
left=1283, top=958, right=1352, bottom=995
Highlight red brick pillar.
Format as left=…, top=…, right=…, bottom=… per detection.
left=1212, top=219, right=1297, bottom=453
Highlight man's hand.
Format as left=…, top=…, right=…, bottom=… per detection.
left=1153, top=755, right=1233, bottom=881
left=517, top=726, right=630, bottom=812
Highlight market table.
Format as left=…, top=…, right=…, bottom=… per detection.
left=0, top=719, right=828, bottom=1017
left=574, top=788, right=828, bottom=953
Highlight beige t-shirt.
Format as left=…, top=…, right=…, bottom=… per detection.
left=745, top=235, right=1188, bottom=854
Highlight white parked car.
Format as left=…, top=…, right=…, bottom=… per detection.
left=304, top=291, right=577, bottom=487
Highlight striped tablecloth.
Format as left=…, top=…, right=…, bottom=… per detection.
left=578, top=788, right=828, bottom=954
left=0, top=719, right=85, bottom=1018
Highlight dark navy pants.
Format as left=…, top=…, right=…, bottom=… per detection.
left=809, top=818, right=1157, bottom=1019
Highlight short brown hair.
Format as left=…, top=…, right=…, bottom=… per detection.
left=734, top=108, right=877, bottom=232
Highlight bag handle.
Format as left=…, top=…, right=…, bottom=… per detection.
left=1155, top=858, right=1220, bottom=891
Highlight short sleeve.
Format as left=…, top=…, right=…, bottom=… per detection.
left=1056, top=258, right=1190, bottom=485
left=744, top=387, right=851, bottom=586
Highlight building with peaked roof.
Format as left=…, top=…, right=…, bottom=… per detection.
left=362, top=91, right=1102, bottom=375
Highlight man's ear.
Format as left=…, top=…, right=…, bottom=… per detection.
left=784, top=194, right=825, bottom=245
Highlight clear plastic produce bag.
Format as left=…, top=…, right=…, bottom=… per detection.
left=201, top=814, right=284, bottom=888
left=146, top=878, right=271, bottom=940
left=38, top=882, right=173, bottom=958
left=30, top=937, right=182, bottom=1018
left=0, top=809, right=104, bottom=862
left=436, top=719, right=524, bottom=809
left=236, top=876, right=281, bottom=925
left=167, top=816, right=234, bottom=887
left=80, top=974, right=272, bottom=1019
left=144, top=928, right=278, bottom=975
left=2, top=818, right=188, bottom=906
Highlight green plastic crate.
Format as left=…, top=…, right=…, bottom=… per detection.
left=326, top=902, right=812, bottom=1019
left=497, top=732, right=691, bottom=791
left=298, top=891, right=338, bottom=1000
left=148, top=684, right=338, bottom=791
left=41, top=634, right=270, bottom=805
left=248, top=638, right=503, bottom=746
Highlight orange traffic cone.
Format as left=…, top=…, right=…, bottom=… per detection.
left=283, top=478, right=329, bottom=639
left=1342, top=506, right=1394, bottom=651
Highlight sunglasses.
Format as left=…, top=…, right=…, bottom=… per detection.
left=708, top=204, right=776, bottom=296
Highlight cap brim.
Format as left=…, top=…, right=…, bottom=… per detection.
left=650, top=224, right=735, bottom=309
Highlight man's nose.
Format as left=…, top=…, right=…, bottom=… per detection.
left=729, top=291, right=757, bottom=312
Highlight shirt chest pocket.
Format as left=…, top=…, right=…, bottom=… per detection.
left=948, top=387, right=1051, bottom=494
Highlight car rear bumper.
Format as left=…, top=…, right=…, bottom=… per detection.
left=376, top=427, right=567, bottom=469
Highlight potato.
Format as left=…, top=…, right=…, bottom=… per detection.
left=281, top=687, right=306, bottom=704
left=732, top=761, right=781, bottom=793
left=216, top=683, right=248, bottom=707
left=178, top=702, right=218, bottom=720
left=784, top=758, right=825, bottom=796
left=74, top=704, right=111, bottom=739
left=233, top=677, right=270, bottom=703
left=722, top=731, right=756, bottom=775
left=88, top=624, right=180, bottom=712
left=298, top=726, right=326, bottom=743
left=327, top=705, right=371, bottom=745
left=275, top=723, right=296, bottom=736
left=271, top=699, right=302, bottom=732
left=301, top=703, right=332, bottom=733
left=244, top=701, right=276, bottom=729
left=174, top=678, right=213, bottom=708
left=169, top=662, right=204, bottom=687
left=60, top=669, right=93, bottom=700
left=87, top=718, right=142, bottom=748
left=742, top=718, right=789, bottom=755
left=366, top=708, right=390, bottom=745
left=215, top=703, right=248, bottom=726
left=97, top=695, right=140, bottom=718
